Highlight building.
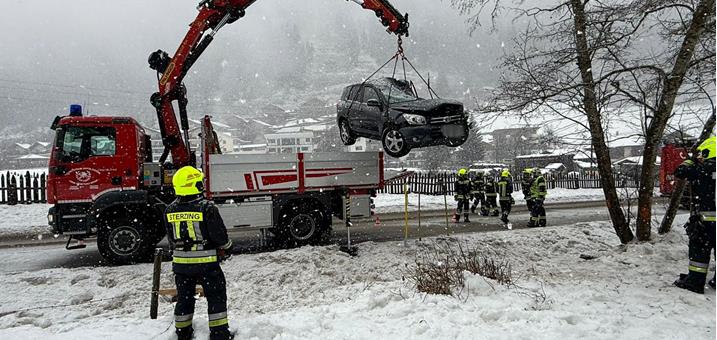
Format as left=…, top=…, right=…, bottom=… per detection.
left=265, top=128, right=314, bottom=154
left=514, top=150, right=576, bottom=172
left=490, top=127, right=540, bottom=164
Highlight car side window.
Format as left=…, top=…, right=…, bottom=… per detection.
left=362, top=87, right=380, bottom=104
left=348, top=85, right=362, bottom=102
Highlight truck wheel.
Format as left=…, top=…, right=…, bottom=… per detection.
left=382, top=128, right=410, bottom=158
left=277, top=201, right=328, bottom=247
left=97, top=216, right=155, bottom=265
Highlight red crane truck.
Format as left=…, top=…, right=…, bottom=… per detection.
left=46, top=0, right=409, bottom=264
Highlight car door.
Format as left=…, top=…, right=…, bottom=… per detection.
left=360, top=86, right=383, bottom=137
left=346, top=85, right=365, bottom=133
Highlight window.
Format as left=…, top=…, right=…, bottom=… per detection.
left=57, top=126, right=116, bottom=162
left=355, top=146, right=364, bottom=151
left=362, top=87, right=380, bottom=103
left=304, top=138, right=312, bottom=144
left=300, top=147, right=309, bottom=152
left=281, top=138, right=295, bottom=146
left=267, top=138, right=276, bottom=145
left=348, top=85, right=362, bottom=102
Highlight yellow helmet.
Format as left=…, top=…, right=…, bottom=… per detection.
left=501, top=169, right=511, bottom=177
left=697, top=135, right=716, bottom=160
left=458, top=168, right=468, bottom=176
left=172, top=166, right=204, bottom=196
left=522, top=168, right=533, bottom=175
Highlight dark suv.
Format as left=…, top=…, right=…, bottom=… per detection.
left=336, top=78, right=470, bottom=157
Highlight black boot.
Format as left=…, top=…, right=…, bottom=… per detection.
left=674, top=273, right=705, bottom=294
left=471, top=206, right=476, bottom=214
left=464, top=214, right=470, bottom=223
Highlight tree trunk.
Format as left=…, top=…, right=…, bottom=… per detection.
left=635, top=0, right=715, bottom=240
left=659, top=113, right=716, bottom=234
left=571, top=0, right=633, bottom=244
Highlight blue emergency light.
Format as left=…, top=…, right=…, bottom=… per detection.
left=69, top=104, right=83, bottom=117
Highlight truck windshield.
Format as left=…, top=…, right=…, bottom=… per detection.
left=56, top=126, right=116, bottom=162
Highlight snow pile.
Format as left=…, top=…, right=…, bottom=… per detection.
left=375, top=188, right=611, bottom=213
left=0, top=215, right=714, bottom=339
left=0, top=204, right=51, bottom=240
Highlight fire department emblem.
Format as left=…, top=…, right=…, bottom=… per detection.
left=75, top=170, right=92, bottom=183
left=69, top=168, right=101, bottom=186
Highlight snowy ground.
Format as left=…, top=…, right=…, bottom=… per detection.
left=0, top=204, right=51, bottom=240
left=0, top=214, right=713, bottom=340
left=375, top=188, right=614, bottom=213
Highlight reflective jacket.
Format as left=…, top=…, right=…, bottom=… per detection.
left=471, top=175, right=485, bottom=194
left=676, top=158, right=716, bottom=221
left=497, top=177, right=513, bottom=201
left=165, top=195, right=232, bottom=274
left=529, top=175, right=547, bottom=200
left=484, top=177, right=497, bottom=196
left=455, top=175, right=472, bottom=198
left=521, top=176, right=532, bottom=198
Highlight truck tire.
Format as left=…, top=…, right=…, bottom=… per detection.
left=97, top=215, right=157, bottom=265
left=276, top=200, right=329, bottom=247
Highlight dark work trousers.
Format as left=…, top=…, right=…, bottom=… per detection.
left=175, top=266, right=231, bottom=340
left=456, top=199, right=470, bottom=219
left=485, top=195, right=499, bottom=216
left=471, top=193, right=485, bottom=214
left=528, top=199, right=546, bottom=227
left=499, top=200, right=512, bottom=224
left=685, top=220, right=716, bottom=287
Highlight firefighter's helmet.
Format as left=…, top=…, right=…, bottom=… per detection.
left=172, top=166, right=205, bottom=196
left=501, top=169, right=511, bottom=178
left=697, top=135, right=716, bottom=160
left=458, top=168, right=468, bottom=176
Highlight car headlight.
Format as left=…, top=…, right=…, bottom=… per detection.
left=403, top=113, right=426, bottom=125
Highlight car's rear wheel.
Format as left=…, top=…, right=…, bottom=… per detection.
left=339, top=119, right=356, bottom=146
left=382, top=127, right=410, bottom=158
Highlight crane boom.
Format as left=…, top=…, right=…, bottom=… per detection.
left=148, top=0, right=409, bottom=167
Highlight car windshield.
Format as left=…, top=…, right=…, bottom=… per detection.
left=371, top=78, right=420, bottom=104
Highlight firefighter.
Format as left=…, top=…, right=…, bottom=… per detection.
left=454, top=168, right=472, bottom=223
left=673, top=136, right=716, bottom=294
left=521, top=168, right=534, bottom=211
left=166, top=166, right=234, bottom=340
left=470, top=171, right=486, bottom=215
left=484, top=174, right=500, bottom=217
left=497, top=169, right=515, bottom=226
left=527, top=170, right=547, bottom=227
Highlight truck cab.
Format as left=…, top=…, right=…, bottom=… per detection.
left=47, top=107, right=166, bottom=264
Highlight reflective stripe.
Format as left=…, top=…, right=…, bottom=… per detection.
left=702, top=211, right=716, bottom=222
left=209, top=311, right=228, bottom=321
left=175, top=320, right=193, bottom=328
left=208, top=318, right=229, bottom=328
left=689, top=265, right=709, bottom=273
left=173, top=256, right=218, bottom=264
left=175, top=313, right=193, bottom=322
left=220, top=240, right=233, bottom=250
left=174, top=249, right=217, bottom=258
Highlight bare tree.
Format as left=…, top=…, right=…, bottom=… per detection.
left=450, top=0, right=715, bottom=243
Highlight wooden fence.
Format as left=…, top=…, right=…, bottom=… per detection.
left=0, top=172, right=47, bottom=205
left=380, top=172, right=644, bottom=195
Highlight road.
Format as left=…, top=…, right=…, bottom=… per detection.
left=0, top=200, right=626, bottom=274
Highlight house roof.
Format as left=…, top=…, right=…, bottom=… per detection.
left=17, top=154, right=49, bottom=159
left=614, top=156, right=661, bottom=165
left=545, top=163, right=565, bottom=170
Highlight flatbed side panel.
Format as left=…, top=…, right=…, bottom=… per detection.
left=207, top=152, right=381, bottom=196
left=209, top=153, right=299, bottom=193
left=303, top=152, right=380, bottom=189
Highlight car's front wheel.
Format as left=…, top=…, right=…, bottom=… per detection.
left=382, top=127, right=411, bottom=158
left=339, top=119, right=356, bottom=146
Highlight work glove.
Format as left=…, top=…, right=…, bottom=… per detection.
left=454, top=195, right=460, bottom=201
left=218, top=248, right=231, bottom=262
